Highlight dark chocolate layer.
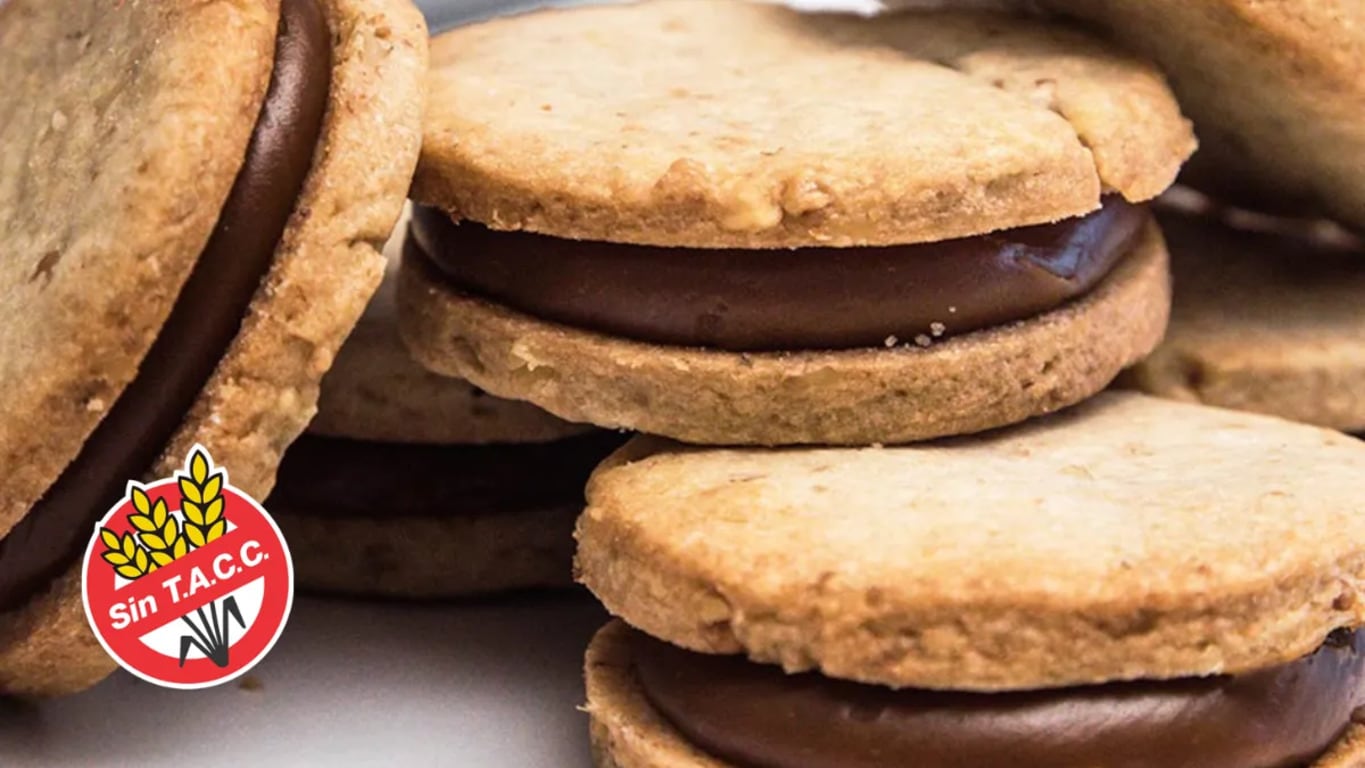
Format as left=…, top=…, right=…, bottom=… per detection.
left=632, top=627, right=1365, bottom=768
left=0, top=0, right=332, bottom=611
left=411, top=199, right=1147, bottom=352
left=267, top=431, right=628, bottom=519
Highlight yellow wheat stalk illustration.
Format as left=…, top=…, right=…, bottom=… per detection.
left=98, top=448, right=227, bottom=581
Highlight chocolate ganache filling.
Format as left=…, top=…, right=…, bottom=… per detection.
left=0, top=0, right=332, bottom=611
left=632, top=628, right=1365, bottom=768
left=410, top=198, right=1148, bottom=352
left=267, top=431, right=628, bottom=520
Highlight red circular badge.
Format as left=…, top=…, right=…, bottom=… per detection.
left=82, top=446, right=294, bottom=690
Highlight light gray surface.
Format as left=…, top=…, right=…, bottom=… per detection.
left=418, top=0, right=558, bottom=31
left=0, top=594, right=608, bottom=767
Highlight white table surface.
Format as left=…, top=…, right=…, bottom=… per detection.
left=1, top=593, right=609, bottom=767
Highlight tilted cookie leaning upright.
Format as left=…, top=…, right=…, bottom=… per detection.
left=579, top=394, right=1365, bottom=767
left=267, top=216, right=625, bottom=598
left=399, top=0, right=1195, bottom=446
left=0, top=0, right=426, bottom=695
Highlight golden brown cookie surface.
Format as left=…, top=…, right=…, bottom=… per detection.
left=417, top=0, right=1194, bottom=248
left=0, top=0, right=280, bottom=536
left=577, top=393, right=1365, bottom=691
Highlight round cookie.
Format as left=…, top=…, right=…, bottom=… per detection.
left=1028, top=0, right=1365, bottom=229
left=402, top=0, right=1193, bottom=446
left=1124, top=208, right=1365, bottom=431
left=0, top=0, right=426, bottom=696
left=578, top=392, right=1365, bottom=767
left=270, top=219, right=619, bottom=598
left=414, top=2, right=1192, bottom=248
left=578, top=393, right=1365, bottom=689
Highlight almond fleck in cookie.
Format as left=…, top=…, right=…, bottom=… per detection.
left=1125, top=208, right=1365, bottom=431
left=0, top=0, right=426, bottom=696
left=268, top=217, right=625, bottom=599
left=400, top=0, right=1194, bottom=446
left=578, top=393, right=1365, bottom=767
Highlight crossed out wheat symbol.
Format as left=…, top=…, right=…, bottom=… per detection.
left=97, top=450, right=246, bottom=668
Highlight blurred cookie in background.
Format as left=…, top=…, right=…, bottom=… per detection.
left=1125, top=199, right=1365, bottom=432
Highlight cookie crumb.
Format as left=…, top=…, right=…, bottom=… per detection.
left=948, top=306, right=958, bottom=314
left=913, top=334, right=932, bottom=347
left=50, top=110, right=68, bottom=131
left=85, top=397, right=106, bottom=413
left=930, top=322, right=946, bottom=338
left=238, top=675, right=263, bottom=692
left=883, top=335, right=899, bottom=348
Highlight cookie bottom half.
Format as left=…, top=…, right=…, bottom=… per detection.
left=266, top=431, right=624, bottom=598
left=399, top=221, right=1170, bottom=446
left=275, top=505, right=579, bottom=599
left=585, top=622, right=1365, bottom=768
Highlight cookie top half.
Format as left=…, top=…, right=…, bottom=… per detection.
left=416, top=0, right=1194, bottom=248
left=577, top=393, right=1365, bottom=692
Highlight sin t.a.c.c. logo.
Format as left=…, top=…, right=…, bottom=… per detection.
left=81, top=446, right=293, bottom=690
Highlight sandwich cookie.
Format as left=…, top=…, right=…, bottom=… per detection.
left=1126, top=208, right=1365, bottom=431
left=400, top=0, right=1195, bottom=446
left=579, top=393, right=1365, bottom=768
left=0, top=0, right=426, bottom=696
left=1027, top=0, right=1365, bottom=230
left=267, top=219, right=626, bottom=598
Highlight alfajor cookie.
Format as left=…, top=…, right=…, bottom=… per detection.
left=1027, top=0, right=1365, bottom=230
left=267, top=218, right=625, bottom=599
left=579, top=393, right=1365, bottom=768
left=1125, top=207, right=1365, bottom=431
left=0, top=0, right=425, bottom=696
left=400, top=0, right=1195, bottom=446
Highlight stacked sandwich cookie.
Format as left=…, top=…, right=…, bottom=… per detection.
left=399, top=0, right=1195, bottom=446
left=268, top=216, right=625, bottom=598
left=580, top=396, right=1365, bottom=768
left=0, top=0, right=425, bottom=695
